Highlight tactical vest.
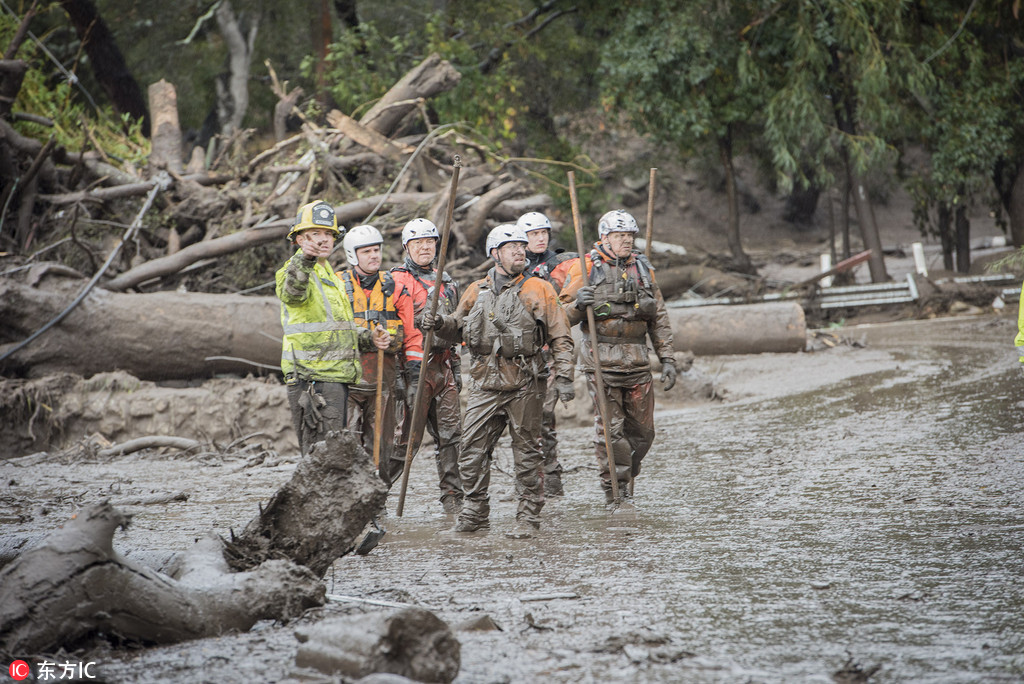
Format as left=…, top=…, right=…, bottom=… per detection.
left=586, top=249, right=657, bottom=323
left=464, top=275, right=543, bottom=358
left=277, top=259, right=361, bottom=383
left=339, top=270, right=403, bottom=347
left=391, top=265, right=458, bottom=351
left=527, top=249, right=577, bottom=282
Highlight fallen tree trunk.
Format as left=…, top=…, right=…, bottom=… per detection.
left=0, top=503, right=324, bottom=654
left=101, top=192, right=434, bottom=291
left=0, top=430, right=387, bottom=654
left=0, top=281, right=282, bottom=379
left=359, top=53, right=461, bottom=137
left=666, top=301, right=806, bottom=355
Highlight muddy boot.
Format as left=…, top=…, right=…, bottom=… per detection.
left=505, top=516, right=540, bottom=539
left=453, top=515, right=490, bottom=533
left=354, top=517, right=386, bottom=555
left=441, top=495, right=463, bottom=516
left=543, top=472, right=564, bottom=497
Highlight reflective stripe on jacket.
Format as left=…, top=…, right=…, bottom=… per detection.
left=275, top=251, right=361, bottom=383
left=338, top=269, right=406, bottom=385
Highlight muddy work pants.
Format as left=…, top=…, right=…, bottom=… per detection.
left=459, top=377, right=545, bottom=527
left=287, top=379, right=348, bottom=456
left=540, top=367, right=563, bottom=484
left=396, top=354, right=463, bottom=505
left=347, top=361, right=400, bottom=485
left=586, top=374, right=655, bottom=496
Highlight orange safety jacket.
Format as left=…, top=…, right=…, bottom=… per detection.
left=338, top=269, right=406, bottom=386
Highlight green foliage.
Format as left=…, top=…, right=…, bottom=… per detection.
left=1, top=12, right=149, bottom=163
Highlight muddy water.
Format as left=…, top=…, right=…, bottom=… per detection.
left=9, top=315, right=1024, bottom=682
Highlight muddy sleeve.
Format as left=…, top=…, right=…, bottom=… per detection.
left=558, top=258, right=587, bottom=326
left=435, top=281, right=480, bottom=342
left=526, top=279, right=574, bottom=381
left=648, top=279, right=677, bottom=363
left=277, top=251, right=318, bottom=305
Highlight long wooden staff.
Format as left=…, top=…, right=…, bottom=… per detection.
left=396, top=155, right=462, bottom=516
left=645, top=167, right=657, bottom=260
left=567, top=171, right=620, bottom=503
left=372, top=345, right=384, bottom=470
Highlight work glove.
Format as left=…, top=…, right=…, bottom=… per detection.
left=420, top=312, right=446, bottom=331
left=297, top=386, right=326, bottom=430
left=574, top=286, right=596, bottom=311
left=660, top=359, right=677, bottom=391
left=555, top=376, right=575, bottom=405
left=405, top=360, right=421, bottom=407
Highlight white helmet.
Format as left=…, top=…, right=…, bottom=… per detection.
left=343, top=224, right=383, bottom=265
left=598, top=210, right=639, bottom=237
left=486, top=224, right=528, bottom=260
left=516, top=211, right=552, bottom=234
left=402, top=218, right=439, bottom=247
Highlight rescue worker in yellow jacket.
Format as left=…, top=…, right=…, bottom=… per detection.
left=276, top=201, right=390, bottom=455
left=559, top=209, right=693, bottom=504
left=336, top=224, right=409, bottom=484
left=423, top=225, right=574, bottom=538
left=1016, top=281, right=1024, bottom=363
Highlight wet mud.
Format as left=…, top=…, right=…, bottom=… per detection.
left=3, top=313, right=1022, bottom=682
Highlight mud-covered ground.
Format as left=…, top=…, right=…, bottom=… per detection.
left=3, top=311, right=1023, bottom=683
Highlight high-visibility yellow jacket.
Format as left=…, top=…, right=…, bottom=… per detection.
left=275, top=251, right=361, bottom=384
left=1016, top=281, right=1024, bottom=362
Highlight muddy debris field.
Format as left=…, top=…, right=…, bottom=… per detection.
left=1, top=314, right=1023, bottom=683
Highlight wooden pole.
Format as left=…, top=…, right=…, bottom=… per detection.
left=645, top=167, right=656, bottom=260
left=567, top=171, right=620, bottom=503
left=372, top=346, right=384, bottom=470
left=396, top=156, right=462, bottom=516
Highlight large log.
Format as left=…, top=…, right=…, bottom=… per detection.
left=666, top=301, right=807, bottom=355
left=0, top=502, right=324, bottom=654
left=0, top=280, right=281, bottom=379
left=101, top=192, right=434, bottom=291
left=0, top=430, right=388, bottom=654
left=359, top=53, right=462, bottom=137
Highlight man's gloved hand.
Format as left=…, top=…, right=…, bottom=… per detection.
left=555, top=376, right=575, bottom=404
left=574, top=286, right=595, bottom=311
left=660, top=359, right=677, bottom=391
left=420, top=312, right=445, bottom=331
left=405, top=360, right=421, bottom=407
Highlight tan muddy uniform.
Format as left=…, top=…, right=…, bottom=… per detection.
left=434, top=269, right=574, bottom=529
left=560, top=243, right=690, bottom=498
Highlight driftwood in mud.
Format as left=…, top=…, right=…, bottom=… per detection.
left=230, top=430, right=389, bottom=577
left=295, top=608, right=461, bottom=682
left=0, top=502, right=325, bottom=654
left=0, top=431, right=388, bottom=654
left=0, top=280, right=281, bottom=379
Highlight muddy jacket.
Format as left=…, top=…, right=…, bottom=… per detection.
left=276, top=250, right=361, bottom=384
left=526, top=249, right=577, bottom=290
left=337, top=268, right=408, bottom=388
left=438, top=269, right=573, bottom=391
left=560, top=243, right=674, bottom=381
left=391, top=258, right=458, bottom=359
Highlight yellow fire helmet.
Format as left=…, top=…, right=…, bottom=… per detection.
left=287, top=200, right=342, bottom=242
